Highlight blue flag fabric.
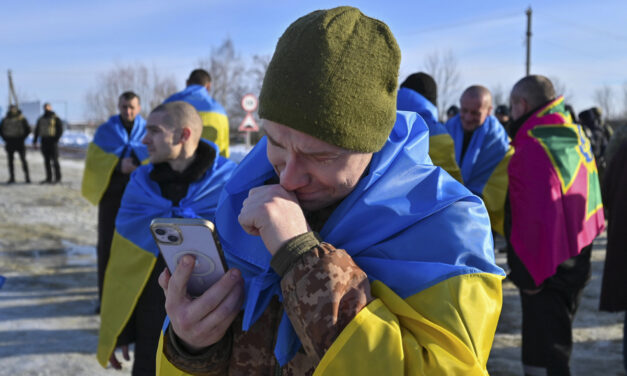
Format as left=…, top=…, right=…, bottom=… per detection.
left=94, top=115, right=149, bottom=161
left=116, top=141, right=236, bottom=256
left=163, top=85, right=226, bottom=115
left=0, top=275, right=5, bottom=289
left=216, top=111, right=505, bottom=365
left=396, top=87, right=449, bottom=137
left=445, top=114, right=510, bottom=195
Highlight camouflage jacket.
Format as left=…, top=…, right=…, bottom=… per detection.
left=162, top=232, right=372, bottom=376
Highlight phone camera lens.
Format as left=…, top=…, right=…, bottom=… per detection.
left=168, top=235, right=179, bottom=242
left=155, top=228, right=166, bottom=235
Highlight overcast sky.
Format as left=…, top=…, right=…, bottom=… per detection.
left=1, top=0, right=626, bottom=122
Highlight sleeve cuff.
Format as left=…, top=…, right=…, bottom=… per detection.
left=271, top=231, right=322, bottom=277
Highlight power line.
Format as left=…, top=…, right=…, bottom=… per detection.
left=537, top=13, right=627, bottom=43
left=400, top=9, right=522, bottom=37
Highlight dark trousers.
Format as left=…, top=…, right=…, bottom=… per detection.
left=519, top=245, right=592, bottom=376
left=96, top=192, right=123, bottom=302
left=41, top=139, right=61, bottom=182
left=520, top=284, right=584, bottom=375
left=5, top=141, right=29, bottom=181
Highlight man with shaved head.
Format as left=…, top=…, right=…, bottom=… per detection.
left=164, top=69, right=230, bottom=158
left=445, top=85, right=512, bottom=235
left=507, top=75, right=605, bottom=375
left=97, top=101, right=236, bottom=375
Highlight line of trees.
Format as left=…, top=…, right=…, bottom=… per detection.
left=83, top=38, right=270, bottom=139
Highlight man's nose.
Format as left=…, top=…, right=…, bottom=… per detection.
left=279, top=154, right=309, bottom=191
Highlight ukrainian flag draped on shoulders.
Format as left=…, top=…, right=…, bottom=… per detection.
left=160, top=112, right=504, bottom=374
left=164, top=85, right=230, bottom=158
left=97, top=141, right=236, bottom=367
left=446, top=114, right=513, bottom=235
left=508, top=96, right=605, bottom=286
left=81, top=115, right=148, bottom=205
left=396, top=87, right=463, bottom=183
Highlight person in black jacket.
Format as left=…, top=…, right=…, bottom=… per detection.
left=0, top=105, right=31, bottom=183
left=33, top=103, right=63, bottom=184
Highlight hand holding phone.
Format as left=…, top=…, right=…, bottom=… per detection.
left=150, top=218, right=227, bottom=297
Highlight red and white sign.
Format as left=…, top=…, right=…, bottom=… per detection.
left=241, top=94, right=258, bottom=113
left=238, top=113, right=259, bottom=132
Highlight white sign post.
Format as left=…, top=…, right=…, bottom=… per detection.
left=239, top=94, right=259, bottom=149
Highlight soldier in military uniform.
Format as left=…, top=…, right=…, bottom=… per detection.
left=0, top=105, right=31, bottom=184
left=33, top=103, right=63, bottom=184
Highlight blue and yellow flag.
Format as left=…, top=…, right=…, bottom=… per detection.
left=97, top=141, right=236, bottom=367
left=397, top=87, right=463, bottom=182
left=81, top=115, right=148, bottom=205
left=207, top=112, right=505, bottom=373
left=164, top=85, right=230, bottom=158
left=446, top=114, right=512, bottom=234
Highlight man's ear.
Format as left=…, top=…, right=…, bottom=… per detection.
left=205, top=82, right=211, bottom=92
left=179, top=127, right=191, bottom=143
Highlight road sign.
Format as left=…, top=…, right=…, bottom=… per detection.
left=238, top=113, right=259, bottom=132
left=241, top=94, right=258, bottom=112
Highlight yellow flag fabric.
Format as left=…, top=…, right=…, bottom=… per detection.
left=315, top=274, right=503, bottom=375
left=97, top=232, right=157, bottom=367
left=429, top=133, right=463, bottom=183
left=81, top=143, right=119, bottom=205
left=199, top=111, right=230, bottom=158
left=482, top=146, right=514, bottom=235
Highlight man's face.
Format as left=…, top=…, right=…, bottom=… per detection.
left=142, top=112, right=182, bottom=164
left=460, top=94, right=492, bottom=131
left=264, top=120, right=373, bottom=212
left=509, top=96, right=527, bottom=122
left=119, top=97, right=141, bottom=123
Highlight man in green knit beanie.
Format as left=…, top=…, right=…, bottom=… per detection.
left=157, top=6, right=504, bottom=375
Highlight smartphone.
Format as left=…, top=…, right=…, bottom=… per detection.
left=150, top=217, right=227, bottom=297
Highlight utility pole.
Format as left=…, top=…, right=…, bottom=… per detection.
left=525, top=7, right=532, bottom=76
left=7, top=70, right=19, bottom=107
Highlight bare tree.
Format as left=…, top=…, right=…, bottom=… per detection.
left=594, top=85, right=614, bottom=120
left=422, top=50, right=462, bottom=121
left=550, top=76, right=575, bottom=104
left=84, top=64, right=177, bottom=124
left=197, top=38, right=270, bottom=135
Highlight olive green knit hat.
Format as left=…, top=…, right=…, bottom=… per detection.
left=258, top=6, right=401, bottom=152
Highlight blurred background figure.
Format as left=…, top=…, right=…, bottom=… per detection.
left=33, top=103, right=63, bottom=184
left=81, top=91, right=148, bottom=313
left=495, top=104, right=511, bottom=135
left=397, top=72, right=462, bottom=181
left=578, top=107, right=612, bottom=182
left=445, top=85, right=511, bottom=236
left=0, top=104, right=31, bottom=183
left=446, top=104, right=459, bottom=122
left=599, top=137, right=627, bottom=374
left=163, top=69, right=230, bottom=158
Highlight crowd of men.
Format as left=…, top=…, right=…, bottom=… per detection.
left=3, top=5, right=626, bottom=376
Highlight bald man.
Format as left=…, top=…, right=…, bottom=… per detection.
left=97, top=101, right=236, bottom=375
left=445, top=85, right=512, bottom=234
left=506, top=75, right=604, bottom=375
